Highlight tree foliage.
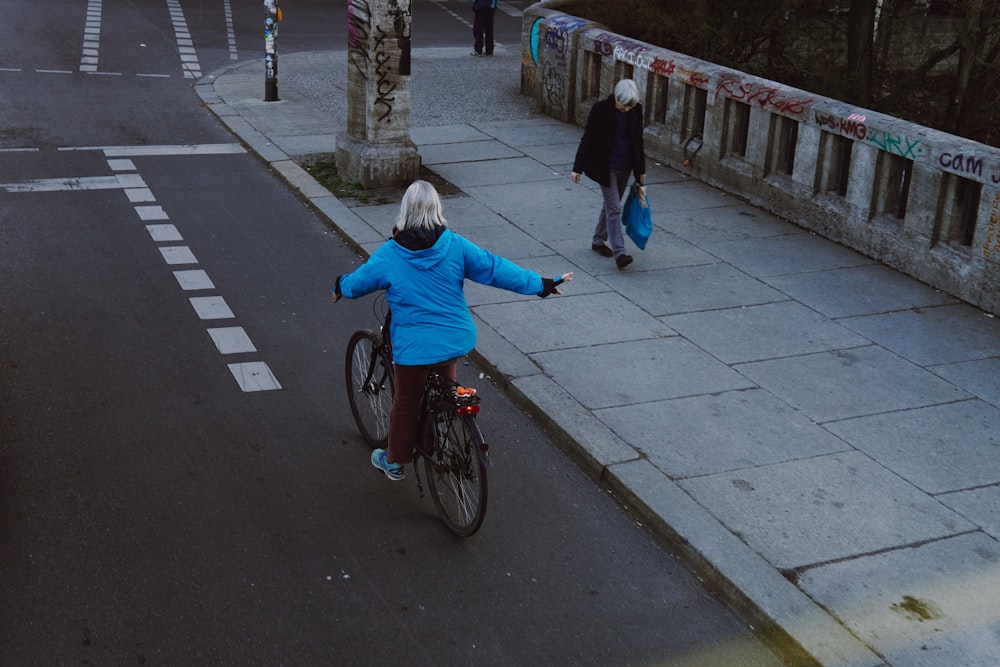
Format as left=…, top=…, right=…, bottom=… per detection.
left=573, top=0, right=1000, bottom=147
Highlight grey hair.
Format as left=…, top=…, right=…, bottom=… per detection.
left=614, top=79, right=639, bottom=107
left=396, top=180, right=448, bottom=231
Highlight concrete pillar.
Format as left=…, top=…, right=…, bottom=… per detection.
left=337, top=0, right=420, bottom=189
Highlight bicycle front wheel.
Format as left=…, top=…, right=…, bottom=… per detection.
left=423, top=415, right=488, bottom=537
left=345, top=329, right=394, bottom=448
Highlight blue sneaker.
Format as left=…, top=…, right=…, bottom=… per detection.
left=371, top=448, right=404, bottom=481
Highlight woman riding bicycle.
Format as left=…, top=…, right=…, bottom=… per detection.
left=334, top=180, right=573, bottom=481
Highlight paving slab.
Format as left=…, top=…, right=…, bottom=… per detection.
left=929, top=356, right=1000, bottom=406
left=736, top=345, right=973, bottom=423
left=678, top=450, right=975, bottom=570
left=662, top=301, right=872, bottom=364
left=419, top=140, right=523, bottom=165
left=798, top=532, right=1000, bottom=667
left=532, top=337, right=755, bottom=410
left=645, top=179, right=737, bottom=212
left=594, top=389, right=850, bottom=478
left=706, top=233, right=875, bottom=278
left=938, top=485, right=1000, bottom=539
left=664, top=204, right=805, bottom=245
left=475, top=292, right=674, bottom=353
left=839, top=304, right=1000, bottom=366
left=824, top=400, right=1000, bottom=494
left=466, top=180, right=603, bottom=243
left=600, top=263, right=787, bottom=316
left=764, top=264, right=959, bottom=318
left=431, top=156, right=563, bottom=188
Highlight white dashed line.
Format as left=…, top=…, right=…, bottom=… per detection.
left=146, top=224, right=182, bottom=241
left=136, top=205, right=169, bottom=221
left=190, top=296, right=234, bottom=320
left=173, top=269, right=215, bottom=291
left=166, top=0, right=201, bottom=78
left=125, top=188, right=156, bottom=202
left=159, top=246, right=198, bottom=265
left=223, top=0, right=238, bottom=60
left=2, top=147, right=279, bottom=392
left=228, top=362, right=282, bottom=392
left=80, top=0, right=102, bottom=72
left=209, top=327, right=257, bottom=354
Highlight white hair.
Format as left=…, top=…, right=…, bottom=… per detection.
left=614, top=79, right=640, bottom=107
left=396, top=180, right=448, bottom=231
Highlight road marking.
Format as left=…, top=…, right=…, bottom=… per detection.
left=125, top=187, right=156, bottom=202
left=228, top=362, right=282, bottom=392
left=173, top=269, right=215, bottom=290
left=223, top=0, right=238, bottom=60
left=209, top=327, right=257, bottom=354
left=136, top=205, right=169, bottom=220
left=190, top=296, right=234, bottom=320
left=166, top=0, right=201, bottom=78
left=0, top=150, right=280, bottom=392
left=36, top=69, right=73, bottom=75
left=146, top=224, right=182, bottom=241
left=108, top=159, right=136, bottom=171
left=0, top=176, right=122, bottom=192
left=80, top=0, right=102, bottom=72
left=159, top=246, right=198, bottom=264
left=101, top=144, right=246, bottom=157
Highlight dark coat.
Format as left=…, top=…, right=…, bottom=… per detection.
left=573, top=95, right=646, bottom=187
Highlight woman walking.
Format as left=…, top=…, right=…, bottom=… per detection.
left=571, top=79, right=646, bottom=269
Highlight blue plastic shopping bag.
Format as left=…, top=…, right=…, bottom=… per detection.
left=622, top=181, right=651, bottom=250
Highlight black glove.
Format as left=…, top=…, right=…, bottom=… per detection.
left=333, top=275, right=343, bottom=302
left=538, top=276, right=565, bottom=298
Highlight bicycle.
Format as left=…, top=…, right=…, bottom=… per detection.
left=345, top=294, right=490, bottom=537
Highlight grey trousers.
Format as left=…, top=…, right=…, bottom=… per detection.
left=593, top=169, right=629, bottom=257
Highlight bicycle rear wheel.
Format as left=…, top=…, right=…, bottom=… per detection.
left=345, top=329, right=394, bottom=448
left=423, top=415, right=488, bottom=537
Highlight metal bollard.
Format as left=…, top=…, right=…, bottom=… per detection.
left=264, top=0, right=281, bottom=101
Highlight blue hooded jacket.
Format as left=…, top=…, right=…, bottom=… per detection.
left=338, top=227, right=543, bottom=366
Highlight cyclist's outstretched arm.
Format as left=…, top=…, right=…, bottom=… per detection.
left=538, top=272, right=574, bottom=298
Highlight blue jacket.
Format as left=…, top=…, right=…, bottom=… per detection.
left=338, top=228, right=543, bottom=366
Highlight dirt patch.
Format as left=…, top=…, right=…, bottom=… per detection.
left=299, top=154, right=462, bottom=208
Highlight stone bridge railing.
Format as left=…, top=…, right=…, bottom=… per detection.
left=521, top=4, right=1000, bottom=315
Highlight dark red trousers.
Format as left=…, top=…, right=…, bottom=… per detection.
left=388, top=361, right=457, bottom=464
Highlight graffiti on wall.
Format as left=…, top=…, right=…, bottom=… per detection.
left=984, top=192, right=1000, bottom=258
left=716, top=76, right=813, bottom=116
left=814, top=111, right=926, bottom=160
left=594, top=33, right=709, bottom=86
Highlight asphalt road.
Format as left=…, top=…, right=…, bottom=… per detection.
left=1, top=1, right=788, bottom=665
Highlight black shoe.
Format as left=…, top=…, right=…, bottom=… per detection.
left=616, top=254, right=634, bottom=269
left=591, top=243, right=613, bottom=257
left=484, top=52, right=493, bottom=56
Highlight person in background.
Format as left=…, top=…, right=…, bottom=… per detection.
left=334, top=180, right=573, bottom=481
left=571, top=78, right=646, bottom=270
left=471, top=0, right=497, bottom=56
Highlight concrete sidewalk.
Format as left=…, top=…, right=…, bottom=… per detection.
left=196, top=50, right=1000, bottom=667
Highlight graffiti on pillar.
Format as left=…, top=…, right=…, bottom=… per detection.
left=347, top=0, right=371, bottom=76
left=984, top=192, right=1000, bottom=258
left=373, top=26, right=397, bottom=122
left=542, top=62, right=566, bottom=111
